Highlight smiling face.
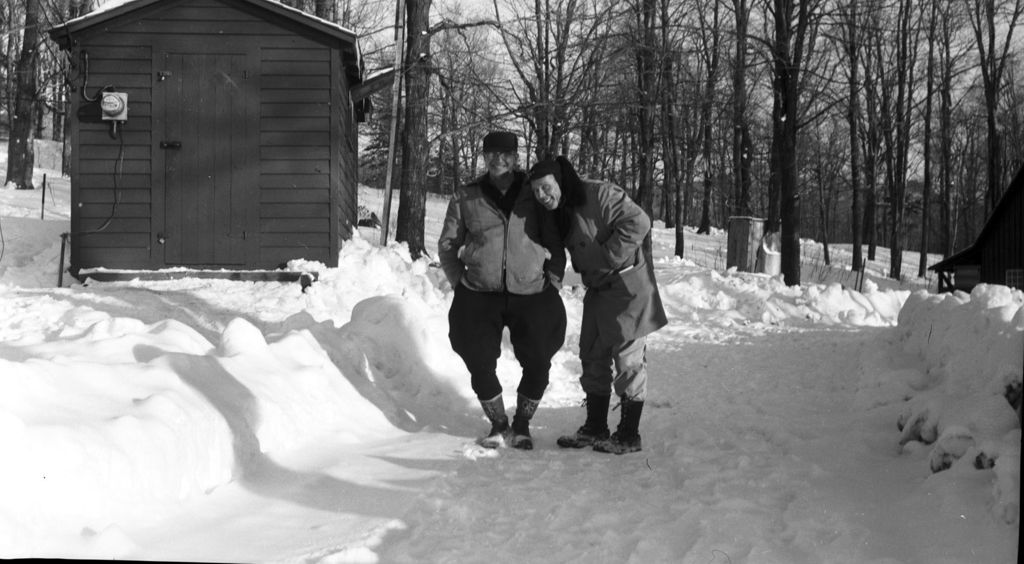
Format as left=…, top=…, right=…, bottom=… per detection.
left=530, top=174, right=562, bottom=210
left=483, top=151, right=517, bottom=179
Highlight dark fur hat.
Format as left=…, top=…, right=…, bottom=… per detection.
left=528, top=159, right=561, bottom=185
left=482, top=131, right=518, bottom=153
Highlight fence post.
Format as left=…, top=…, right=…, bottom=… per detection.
left=40, top=174, right=47, bottom=220
left=58, top=232, right=68, bottom=287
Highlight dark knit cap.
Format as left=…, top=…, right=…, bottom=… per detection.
left=482, top=131, right=518, bottom=153
left=528, top=159, right=562, bottom=184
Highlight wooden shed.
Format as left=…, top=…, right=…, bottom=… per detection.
left=930, top=165, right=1024, bottom=293
left=48, top=0, right=369, bottom=279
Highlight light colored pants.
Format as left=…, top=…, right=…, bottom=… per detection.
left=579, top=336, right=648, bottom=402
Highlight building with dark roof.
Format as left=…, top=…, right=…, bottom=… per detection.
left=930, top=166, right=1023, bottom=293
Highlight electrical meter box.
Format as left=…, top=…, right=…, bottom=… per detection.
left=100, top=92, right=128, bottom=121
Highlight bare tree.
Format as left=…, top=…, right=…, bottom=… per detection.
left=936, top=1, right=961, bottom=257
left=677, top=54, right=708, bottom=237
left=695, top=0, right=722, bottom=235
left=878, top=0, right=922, bottom=281
left=1001, top=57, right=1024, bottom=175
left=858, top=0, right=884, bottom=262
left=431, top=6, right=504, bottom=192
left=1, top=3, right=17, bottom=125
left=730, top=0, right=754, bottom=217
left=632, top=0, right=659, bottom=219
left=659, top=0, right=682, bottom=232
left=835, top=0, right=863, bottom=272
left=919, top=0, right=939, bottom=278
left=395, top=0, right=432, bottom=259
left=768, top=0, right=824, bottom=286
left=492, top=0, right=612, bottom=162
left=963, top=0, right=1023, bottom=212
left=5, top=0, right=40, bottom=190
left=809, top=118, right=846, bottom=266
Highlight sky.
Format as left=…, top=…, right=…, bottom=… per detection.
left=0, top=141, right=1020, bottom=563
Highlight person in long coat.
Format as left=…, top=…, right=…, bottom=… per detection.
left=438, top=132, right=567, bottom=450
left=528, top=156, right=667, bottom=454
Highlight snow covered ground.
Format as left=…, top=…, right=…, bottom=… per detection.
left=0, top=149, right=1020, bottom=563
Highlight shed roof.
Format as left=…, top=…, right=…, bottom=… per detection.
left=50, top=0, right=357, bottom=42
left=931, top=164, right=1023, bottom=272
left=48, top=0, right=362, bottom=82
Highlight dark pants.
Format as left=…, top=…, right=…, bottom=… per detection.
left=449, top=284, right=567, bottom=401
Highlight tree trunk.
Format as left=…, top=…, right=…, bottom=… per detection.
left=843, top=0, right=863, bottom=273
left=919, top=0, right=937, bottom=278
left=395, top=0, right=431, bottom=259
left=675, top=161, right=688, bottom=258
left=52, top=76, right=65, bottom=143
left=863, top=179, right=877, bottom=261
left=634, top=0, right=658, bottom=221
left=438, top=76, right=455, bottom=195
left=887, top=0, right=920, bottom=282
left=677, top=130, right=699, bottom=257
left=732, top=0, right=753, bottom=217
left=533, top=0, right=552, bottom=158
left=60, top=0, right=87, bottom=178
left=813, top=127, right=832, bottom=266
left=696, top=0, right=721, bottom=235
left=767, top=93, right=782, bottom=234
left=659, top=0, right=679, bottom=230
left=861, top=27, right=880, bottom=262
left=939, top=4, right=955, bottom=257
left=772, top=0, right=806, bottom=286
left=965, top=0, right=1024, bottom=213
left=697, top=120, right=713, bottom=234
left=5, top=0, right=41, bottom=190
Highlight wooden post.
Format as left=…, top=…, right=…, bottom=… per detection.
left=380, top=0, right=406, bottom=246
left=40, top=173, right=47, bottom=219
left=58, top=232, right=68, bottom=287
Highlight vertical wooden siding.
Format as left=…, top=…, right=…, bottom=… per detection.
left=980, top=186, right=1023, bottom=285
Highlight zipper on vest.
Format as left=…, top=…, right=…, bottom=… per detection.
left=501, top=215, right=510, bottom=291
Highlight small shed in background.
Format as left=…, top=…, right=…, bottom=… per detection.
left=48, top=0, right=370, bottom=279
left=930, top=165, right=1024, bottom=293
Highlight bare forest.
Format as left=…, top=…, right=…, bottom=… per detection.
left=3, top=0, right=1023, bottom=285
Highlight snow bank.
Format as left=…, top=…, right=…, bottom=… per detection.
left=278, top=295, right=479, bottom=435
left=0, top=283, right=478, bottom=558
left=286, top=233, right=450, bottom=325
left=0, top=319, right=234, bottom=555
left=894, top=284, right=1024, bottom=524
left=656, top=258, right=908, bottom=333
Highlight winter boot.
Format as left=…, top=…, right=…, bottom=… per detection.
left=510, top=394, right=540, bottom=450
left=557, top=393, right=611, bottom=448
left=478, top=394, right=510, bottom=449
left=593, top=396, right=643, bottom=455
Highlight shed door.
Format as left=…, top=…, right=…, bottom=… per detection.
left=159, top=52, right=255, bottom=266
